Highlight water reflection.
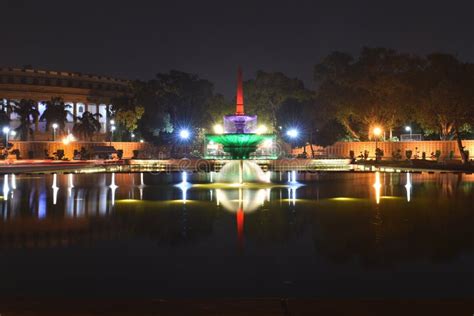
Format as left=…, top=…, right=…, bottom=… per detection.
left=405, top=173, right=412, bottom=202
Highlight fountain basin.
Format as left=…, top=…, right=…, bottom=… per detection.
left=206, top=133, right=274, bottom=160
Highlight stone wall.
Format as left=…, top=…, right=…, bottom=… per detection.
left=292, top=140, right=474, bottom=160
left=10, top=141, right=153, bottom=159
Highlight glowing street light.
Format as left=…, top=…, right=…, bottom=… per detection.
left=179, top=129, right=190, bottom=140
left=405, top=126, right=412, bottom=140
left=52, top=123, right=58, bottom=141
left=286, top=128, right=299, bottom=138
left=256, top=125, right=268, bottom=134
left=213, top=124, right=224, bottom=134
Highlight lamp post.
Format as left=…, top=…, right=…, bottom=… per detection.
left=373, top=127, right=382, bottom=160
left=110, top=125, right=116, bottom=146
left=405, top=126, right=412, bottom=140
left=179, top=129, right=191, bottom=157
left=52, top=123, right=58, bottom=141
left=131, top=133, right=135, bottom=141
left=2, top=127, right=10, bottom=148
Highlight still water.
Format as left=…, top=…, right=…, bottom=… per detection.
left=0, top=171, right=472, bottom=298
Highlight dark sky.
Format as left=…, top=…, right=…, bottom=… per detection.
left=1, top=0, right=472, bottom=97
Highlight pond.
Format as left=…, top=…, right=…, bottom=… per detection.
left=0, top=171, right=472, bottom=298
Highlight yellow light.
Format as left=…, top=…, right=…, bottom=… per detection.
left=213, top=124, right=224, bottom=134
left=373, top=127, right=382, bottom=136
left=256, top=125, right=268, bottom=134
left=62, top=134, right=75, bottom=145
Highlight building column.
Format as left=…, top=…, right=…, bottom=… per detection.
left=73, top=102, right=77, bottom=122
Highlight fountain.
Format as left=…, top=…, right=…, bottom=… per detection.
left=205, top=67, right=275, bottom=183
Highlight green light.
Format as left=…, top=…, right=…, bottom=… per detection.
left=206, top=133, right=274, bottom=160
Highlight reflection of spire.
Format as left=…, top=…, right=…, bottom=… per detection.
left=373, top=172, right=382, bottom=204
left=237, top=188, right=244, bottom=251
left=52, top=173, right=59, bottom=205
left=405, top=173, right=412, bottom=202
left=236, top=67, right=244, bottom=115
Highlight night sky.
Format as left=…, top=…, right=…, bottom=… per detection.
left=1, top=0, right=472, bottom=97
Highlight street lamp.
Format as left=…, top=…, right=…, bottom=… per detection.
left=110, top=125, right=116, bottom=145
left=213, top=124, right=224, bottom=134
left=405, top=126, right=412, bottom=140
left=179, top=129, right=190, bottom=140
left=131, top=133, right=135, bottom=141
left=2, top=127, right=10, bottom=147
left=52, top=123, right=58, bottom=141
left=256, top=125, right=268, bottom=134
left=286, top=128, right=299, bottom=139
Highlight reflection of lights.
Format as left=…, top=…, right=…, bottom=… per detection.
left=3, top=174, right=9, bottom=200
left=262, top=139, right=273, bottom=148
left=177, top=172, right=192, bottom=204
left=139, top=172, right=145, bottom=200
left=38, top=191, right=46, bottom=219
left=210, top=171, right=214, bottom=183
left=52, top=173, right=59, bottom=205
left=11, top=174, right=16, bottom=190
left=109, top=173, right=118, bottom=206
left=373, top=172, right=382, bottom=204
left=405, top=172, right=412, bottom=202
left=213, top=124, right=224, bottom=134
left=67, top=173, right=74, bottom=197
left=288, top=170, right=297, bottom=184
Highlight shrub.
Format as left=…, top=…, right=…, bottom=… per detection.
left=406, top=150, right=413, bottom=160
left=375, top=148, right=384, bottom=161
left=435, top=150, right=441, bottom=161
left=11, top=149, right=21, bottom=159
left=392, top=149, right=402, bottom=160
left=117, top=149, right=123, bottom=159
left=55, top=149, right=65, bottom=160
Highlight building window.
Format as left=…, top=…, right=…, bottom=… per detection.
left=78, top=105, right=84, bottom=113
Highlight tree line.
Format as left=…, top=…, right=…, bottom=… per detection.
left=117, top=47, right=472, bottom=161
left=3, top=47, right=473, bottom=161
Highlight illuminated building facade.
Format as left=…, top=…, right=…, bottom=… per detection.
left=0, top=67, right=130, bottom=137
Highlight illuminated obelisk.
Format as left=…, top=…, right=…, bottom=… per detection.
left=235, top=66, right=244, bottom=115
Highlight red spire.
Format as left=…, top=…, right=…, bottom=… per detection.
left=236, top=67, right=244, bottom=115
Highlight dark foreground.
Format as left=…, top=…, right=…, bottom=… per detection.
left=0, top=299, right=472, bottom=315
left=0, top=172, right=472, bottom=314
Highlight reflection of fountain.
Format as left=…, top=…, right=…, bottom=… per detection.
left=205, top=68, right=275, bottom=184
